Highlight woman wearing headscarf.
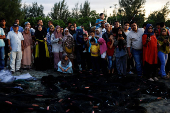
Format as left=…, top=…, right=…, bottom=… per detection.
left=51, top=25, right=63, bottom=71
left=21, top=27, right=33, bottom=69
left=46, top=25, right=55, bottom=57
left=58, top=53, right=73, bottom=73
left=157, top=28, right=170, bottom=79
left=34, top=25, right=50, bottom=70
left=98, top=38, right=107, bottom=75
left=63, top=28, right=75, bottom=69
left=142, top=24, right=158, bottom=81
left=114, top=27, right=127, bottom=76
left=46, top=25, right=55, bottom=67
left=69, top=25, right=76, bottom=36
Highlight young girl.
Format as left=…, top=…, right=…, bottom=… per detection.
left=58, top=53, right=73, bottom=74
left=114, top=27, right=127, bottom=76
left=107, top=35, right=115, bottom=74
left=98, top=38, right=107, bottom=75
left=51, top=26, right=63, bottom=71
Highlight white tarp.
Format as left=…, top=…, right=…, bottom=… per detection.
left=0, top=70, right=34, bottom=83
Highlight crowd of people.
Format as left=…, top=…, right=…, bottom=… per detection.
left=0, top=13, right=170, bottom=81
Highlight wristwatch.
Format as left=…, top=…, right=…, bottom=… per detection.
left=8, top=45, right=11, bottom=47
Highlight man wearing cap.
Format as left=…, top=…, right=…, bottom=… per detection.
left=7, top=24, right=24, bottom=73
left=0, top=26, right=6, bottom=71
left=10, top=19, right=23, bottom=32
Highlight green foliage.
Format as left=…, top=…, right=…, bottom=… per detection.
left=0, top=0, right=24, bottom=27
left=119, top=0, right=146, bottom=27
left=146, top=2, right=170, bottom=27
left=22, top=2, right=45, bottom=18
left=48, top=0, right=70, bottom=22
left=72, top=3, right=80, bottom=19
left=80, top=0, right=91, bottom=18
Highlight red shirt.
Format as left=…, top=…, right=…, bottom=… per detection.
left=107, top=41, right=115, bottom=56
left=142, top=34, right=157, bottom=65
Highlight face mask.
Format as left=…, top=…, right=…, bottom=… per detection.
left=118, top=34, right=122, bottom=37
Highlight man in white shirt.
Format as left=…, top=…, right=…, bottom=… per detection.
left=127, top=21, right=144, bottom=76
left=0, top=27, right=5, bottom=71
left=7, top=24, right=24, bottom=73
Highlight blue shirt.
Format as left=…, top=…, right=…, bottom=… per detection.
left=0, top=28, right=5, bottom=47
left=10, top=26, right=24, bottom=33
left=47, top=28, right=50, bottom=33
left=88, top=37, right=97, bottom=52
left=96, top=19, right=103, bottom=28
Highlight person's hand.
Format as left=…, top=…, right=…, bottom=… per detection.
left=128, top=52, right=132, bottom=58
left=61, top=68, right=64, bottom=72
left=163, top=39, right=168, bottom=43
left=59, top=37, right=62, bottom=40
left=44, top=37, right=47, bottom=41
left=111, top=38, right=114, bottom=43
left=35, top=41, right=38, bottom=45
left=9, top=46, right=12, bottom=51
left=146, top=37, right=151, bottom=42
left=65, top=69, right=68, bottom=72
left=22, top=46, right=24, bottom=51
left=119, top=37, right=124, bottom=40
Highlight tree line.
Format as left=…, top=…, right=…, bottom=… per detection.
left=0, top=0, right=170, bottom=30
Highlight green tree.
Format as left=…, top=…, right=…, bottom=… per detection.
left=80, top=0, right=90, bottom=18
left=72, top=3, right=80, bottom=19
left=49, top=0, right=70, bottom=22
left=0, top=0, right=24, bottom=26
left=146, top=2, right=170, bottom=27
left=22, top=2, right=45, bottom=18
left=119, top=0, right=146, bottom=26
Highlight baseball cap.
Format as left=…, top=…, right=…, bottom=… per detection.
left=13, top=23, right=19, bottom=27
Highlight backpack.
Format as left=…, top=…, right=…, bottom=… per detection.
left=75, top=28, right=84, bottom=45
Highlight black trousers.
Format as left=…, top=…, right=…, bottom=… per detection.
left=143, top=61, right=157, bottom=79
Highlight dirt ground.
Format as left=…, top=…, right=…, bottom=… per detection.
left=10, top=69, right=170, bottom=113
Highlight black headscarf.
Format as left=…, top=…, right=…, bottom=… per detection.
left=116, top=27, right=127, bottom=51
left=69, top=25, right=76, bottom=36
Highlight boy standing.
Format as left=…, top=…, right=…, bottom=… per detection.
left=90, top=38, right=100, bottom=72
left=7, top=24, right=24, bottom=73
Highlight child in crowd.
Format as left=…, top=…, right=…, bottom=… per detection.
left=90, top=38, right=100, bottom=73
left=107, top=35, right=115, bottom=74
left=81, top=34, right=89, bottom=71
left=98, top=38, right=108, bottom=75
left=95, top=28, right=102, bottom=40
left=58, top=53, right=73, bottom=73
left=114, top=27, right=127, bottom=76
left=87, top=31, right=98, bottom=72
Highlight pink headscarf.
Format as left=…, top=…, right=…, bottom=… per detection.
left=53, top=25, right=63, bottom=39
left=98, top=38, right=107, bottom=55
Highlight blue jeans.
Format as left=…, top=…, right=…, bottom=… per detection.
left=0, top=47, right=5, bottom=70
left=116, top=55, right=127, bottom=76
left=107, top=56, right=115, bottom=70
left=132, top=49, right=142, bottom=76
left=158, top=51, right=168, bottom=76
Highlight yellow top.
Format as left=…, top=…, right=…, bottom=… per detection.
left=90, top=44, right=100, bottom=57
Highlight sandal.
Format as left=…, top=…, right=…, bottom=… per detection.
left=161, top=75, right=169, bottom=80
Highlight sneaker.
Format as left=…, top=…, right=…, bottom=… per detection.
left=153, top=77, right=159, bottom=81
left=128, top=71, right=134, bottom=74
left=148, top=78, right=154, bottom=81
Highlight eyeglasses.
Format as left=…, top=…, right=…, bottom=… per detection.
left=148, top=28, right=153, bottom=29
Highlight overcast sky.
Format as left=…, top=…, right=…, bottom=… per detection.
left=22, top=0, right=170, bottom=18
